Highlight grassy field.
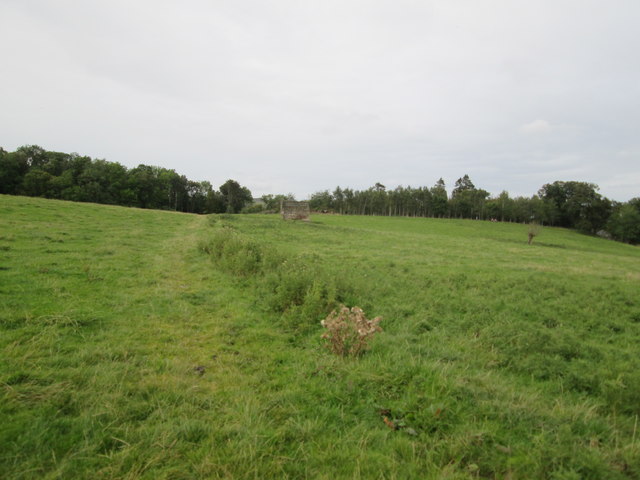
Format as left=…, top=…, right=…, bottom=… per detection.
left=1, top=194, right=640, bottom=479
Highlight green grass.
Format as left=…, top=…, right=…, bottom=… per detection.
left=1, top=195, right=640, bottom=479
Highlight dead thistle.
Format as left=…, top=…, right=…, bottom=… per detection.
left=321, top=305, right=382, bottom=356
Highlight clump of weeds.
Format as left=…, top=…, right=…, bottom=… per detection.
left=320, top=305, right=382, bottom=356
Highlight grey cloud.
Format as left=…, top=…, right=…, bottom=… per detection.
left=1, top=0, right=639, bottom=200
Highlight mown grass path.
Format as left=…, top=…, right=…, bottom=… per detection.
left=2, top=195, right=640, bottom=479
left=0, top=197, right=290, bottom=478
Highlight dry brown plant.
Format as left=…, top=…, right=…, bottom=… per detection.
left=321, top=305, right=382, bottom=356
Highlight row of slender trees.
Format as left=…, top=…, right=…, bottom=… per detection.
left=309, top=175, right=640, bottom=244
left=0, top=145, right=252, bottom=214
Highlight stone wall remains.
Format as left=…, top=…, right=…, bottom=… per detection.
left=281, top=201, right=310, bottom=220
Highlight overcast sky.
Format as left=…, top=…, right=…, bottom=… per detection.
left=1, top=0, right=639, bottom=200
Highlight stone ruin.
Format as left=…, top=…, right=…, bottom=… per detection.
left=281, top=200, right=310, bottom=221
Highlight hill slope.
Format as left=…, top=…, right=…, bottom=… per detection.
left=1, top=195, right=639, bottom=479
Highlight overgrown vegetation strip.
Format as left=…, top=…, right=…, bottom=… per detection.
left=198, top=215, right=363, bottom=334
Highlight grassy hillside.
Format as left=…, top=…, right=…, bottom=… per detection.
left=1, top=195, right=639, bottom=479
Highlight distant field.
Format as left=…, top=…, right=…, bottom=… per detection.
left=1, top=195, right=639, bottom=479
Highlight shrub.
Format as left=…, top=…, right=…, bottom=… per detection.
left=198, top=227, right=235, bottom=258
left=219, top=237, right=263, bottom=276
left=241, top=203, right=265, bottom=214
left=262, top=262, right=345, bottom=332
left=527, top=222, right=541, bottom=245
left=200, top=227, right=269, bottom=276
left=265, top=262, right=314, bottom=312
left=321, top=305, right=382, bottom=356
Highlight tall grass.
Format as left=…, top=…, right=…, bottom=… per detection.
left=199, top=222, right=361, bottom=332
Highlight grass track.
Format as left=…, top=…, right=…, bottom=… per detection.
left=1, top=195, right=640, bottom=479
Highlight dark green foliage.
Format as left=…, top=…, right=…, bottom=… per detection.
left=260, top=193, right=295, bottom=212
left=451, top=175, right=490, bottom=219
left=538, top=181, right=612, bottom=232
left=21, top=168, right=54, bottom=196
left=312, top=176, right=541, bottom=220
left=309, top=189, right=334, bottom=211
left=453, top=174, right=475, bottom=193
left=607, top=203, right=640, bottom=244
left=0, top=147, right=28, bottom=194
left=430, top=178, right=449, bottom=217
left=0, top=145, right=251, bottom=214
left=219, top=179, right=253, bottom=213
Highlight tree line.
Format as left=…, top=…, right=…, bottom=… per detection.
left=309, top=175, right=640, bottom=244
left=2, top=145, right=638, bottom=244
left=0, top=145, right=252, bottom=214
